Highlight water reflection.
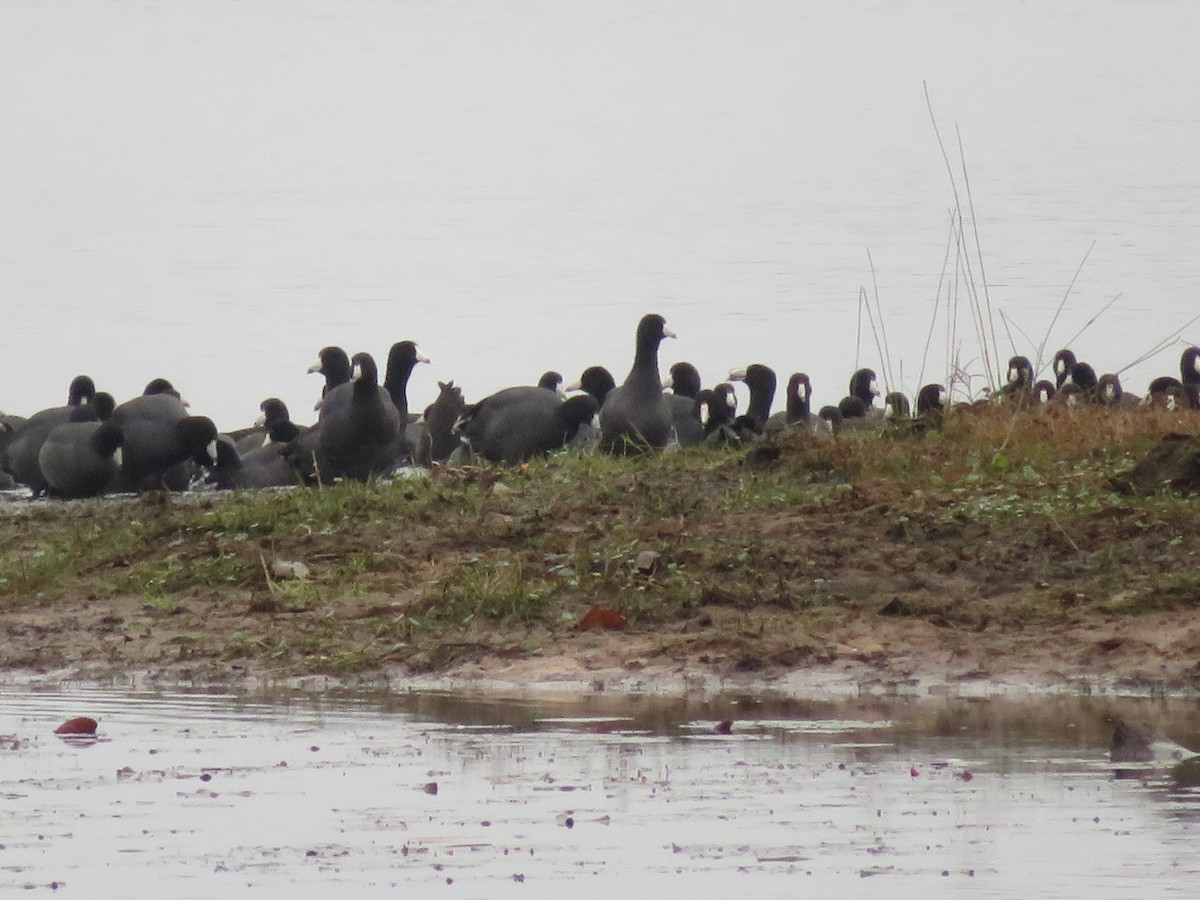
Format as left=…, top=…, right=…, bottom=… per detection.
left=2, top=685, right=1199, bottom=893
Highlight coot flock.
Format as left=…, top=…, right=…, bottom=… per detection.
left=2, top=314, right=1197, bottom=499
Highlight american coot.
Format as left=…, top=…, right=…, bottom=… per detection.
left=0, top=415, right=29, bottom=490
left=1006, top=356, right=1035, bottom=389
left=766, top=373, right=813, bottom=431
left=381, top=340, right=430, bottom=463
left=1181, top=346, right=1200, bottom=410
left=232, top=398, right=301, bottom=454
left=1052, top=349, right=1077, bottom=390
left=728, top=364, right=777, bottom=433
left=308, top=346, right=353, bottom=402
left=1145, top=377, right=1186, bottom=410
left=663, top=362, right=702, bottom=400
left=38, top=421, right=124, bottom=499
left=846, top=368, right=880, bottom=411
left=1052, top=382, right=1084, bottom=407
left=416, top=381, right=467, bottom=467
left=455, top=387, right=599, bottom=465
left=537, top=371, right=565, bottom=395
left=142, top=377, right=184, bottom=401
left=1066, top=362, right=1099, bottom=399
left=312, top=352, right=403, bottom=482
left=599, top=314, right=676, bottom=454
left=663, top=362, right=704, bottom=446
left=204, top=435, right=303, bottom=490
left=996, top=356, right=1036, bottom=404
left=699, top=383, right=740, bottom=443
left=837, top=395, right=868, bottom=419
left=567, top=366, right=617, bottom=407
left=916, top=384, right=947, bottom=416
left=884, top=392, right=911, bottom=419
left=383, top=341, right=430, bottom=422
left=1097, top=374, right=1138, bottom=407
left=818, top=404, right=844, bottom=436
left=2, top=375, right=100, bottom=496
left=110, top=393, right=218, bottom=492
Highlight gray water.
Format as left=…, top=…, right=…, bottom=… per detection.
left=2, top=1, right=1198, bottom=430
left=3, top=686, right=1200, bottom=896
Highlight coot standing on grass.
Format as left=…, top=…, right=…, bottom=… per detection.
left=599, top=314, right=675, bottom=453
left=37, top=421, right=124, bottom=499
left=1053, top=349, right=1077, bottom=390
left=2, top=375, right=100, bottom=496
left=417, top=381, right=467, bottom=466
left=729, top=364, right=777, bottom=433
left=382, top=340, right=431, bottom=463
left=312, top=352, right=403, bottom=482
left=663, top=361, right=704, bottom=446
left=109, top=392, right=218, bottom=492
left=997, top=356, right=1036, bottom=404
left=455, top=387, right=599, bottom=465
left=766, top=373, right=813, bottom=431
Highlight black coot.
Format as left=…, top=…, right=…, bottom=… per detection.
left=38, top=421, right=124, bottom=499
left=456, top=387, right=599, bottom=465
left=599, top=314, right=676, bottom=454
left=729, top=364, right=777, bottom=432
left=3, top=375, right=99, bottom=496
left=313, top=352, right=403, bottom=481
left=110, top=393, right=218, bottom=492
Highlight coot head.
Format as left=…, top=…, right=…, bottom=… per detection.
left=308, top=346, right=353, bottom=396
left=848, top=368, right=879, bottom=408
left=1052, top=349, right=1077, bottom=389
left=1006, top=356, right=1034, bottom=388
left=143, top=378, right=182, bottom=400
left=1097, top=373, right=1123, bottom=405
left=538, top=371, right=564, bottom=394
left=729, top=364, right=777, bottom=429
left=838, top=395, right=868, bottom=419
left=67, top=375, right=96, bottom=406
left=664, top=362, right=702, bottom=400
left=567, top=366, right=617, bottom=405
left=916, top=384, right=946, bottom=415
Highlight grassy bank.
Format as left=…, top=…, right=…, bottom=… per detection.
left=2, top=403, right=1199, bottom=686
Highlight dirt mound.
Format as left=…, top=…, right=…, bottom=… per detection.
left=1112, top=433, right=1200, bottom=496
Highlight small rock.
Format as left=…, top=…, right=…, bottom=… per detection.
left=54, top=717, right=98, bottom=736
left=270, top=560, right=310, bottom=581
left=579, top=606, right=628, bottom=631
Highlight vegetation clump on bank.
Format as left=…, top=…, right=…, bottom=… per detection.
left=1, top=403, right=1199, bottom=687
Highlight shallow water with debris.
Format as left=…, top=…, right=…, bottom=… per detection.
left=2, top=686, right=1198, bottom=896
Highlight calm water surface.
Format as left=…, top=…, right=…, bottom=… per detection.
left=1, top=1, right=1198, bottom=429
left=2, top=686, right=1200, bottom=896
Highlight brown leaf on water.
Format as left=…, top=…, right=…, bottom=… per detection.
left=54, top=717, right=98, bottom=736
left=579, top=606, right=627, bottom=631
